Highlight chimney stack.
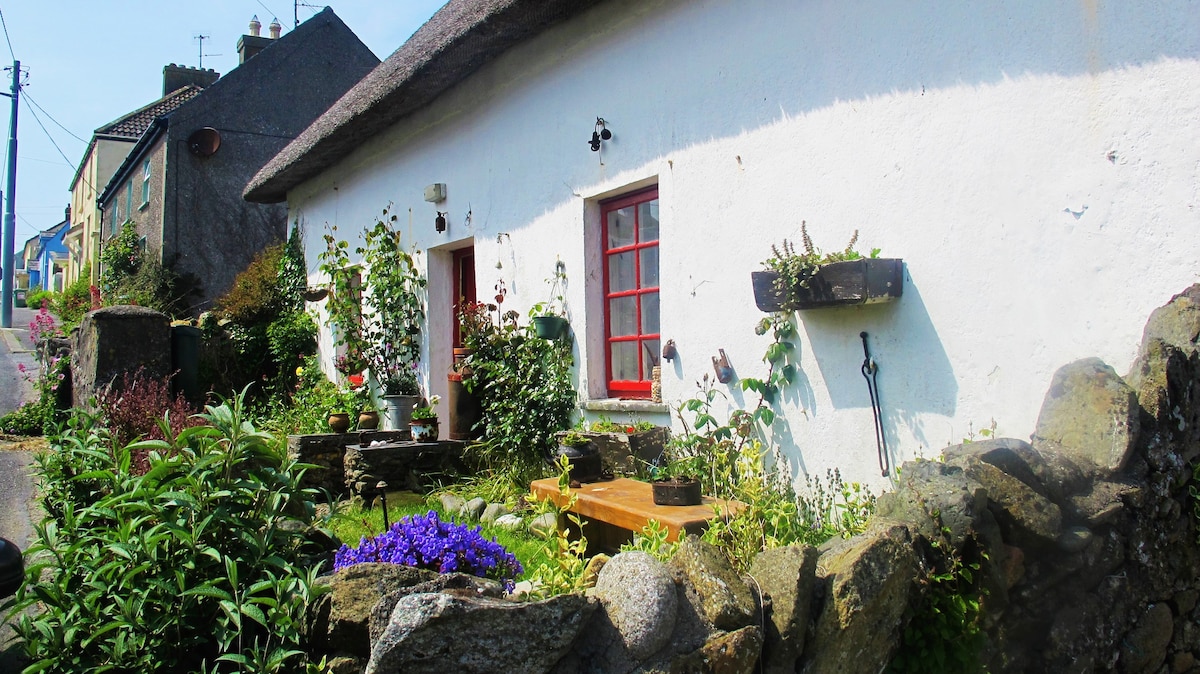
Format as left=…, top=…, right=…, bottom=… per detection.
left=237, top=15, right=276, bottom=64
left=162, top=64, right=219, bottom=95
left=269, top=18, right=281, bottom=39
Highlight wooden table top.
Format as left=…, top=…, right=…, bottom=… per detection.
left=529, top=477, right=744, bottom=541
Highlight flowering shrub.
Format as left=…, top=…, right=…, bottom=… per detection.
left=28, top=302, right=63, bottom=342
left=1, top=354, right=69, bottom=435
left=334, top=511, right=523, bottom=591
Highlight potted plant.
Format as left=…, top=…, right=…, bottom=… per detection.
left=410, top=395, right=440, bottom=442
left=648, top=453, right=704, bottom=506
left=318, top=207, right=428, bottom=431
left=553, top=429, right=603, bottom=483
left=583, top=416, right=670, bottom=475
left=381, top=368, right=420, bottom=431
left=347, top=375, right=380, bottom=430
left=530, top=261, right=569, bottom=340
left=752, top=222, right=901, bottom=312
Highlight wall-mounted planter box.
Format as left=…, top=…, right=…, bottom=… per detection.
left=751, top=258, right=903, bottom=311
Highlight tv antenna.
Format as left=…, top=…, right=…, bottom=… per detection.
left=294, top=0, right=321, bottom=28
left=193, top=34, right=222, bottom=68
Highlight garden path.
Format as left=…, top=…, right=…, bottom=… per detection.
left=0, top=304, right=42, bottom=673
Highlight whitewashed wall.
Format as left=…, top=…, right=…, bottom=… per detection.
left=288, top=0, right=1200, bottom=490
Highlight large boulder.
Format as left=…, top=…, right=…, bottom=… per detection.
left=1032, top=358, right=1140, bottom=477
left=1133, top=284, right=1200, bottom=357
left=368, top=573, right=505, bottom=644
left=1119, top=603, right=1173, bottom=674
left=593, top=552, right=679, bottom=659
left=668, top=537, right=758, bottom=631
left=750, top=545, right=818, bottom=674
left=944, top=437, right=1088, bottom=505
left=366, top=592, right=596, bottom=674
left=955, top=456, right=1063, bottom=548
left=801, top=521, right=918, bottom=674
left=668, top=625, right=764, bottom=674
left=308, top=563, right=439, bottom=658
left=876, top=460, right=987, bottom=549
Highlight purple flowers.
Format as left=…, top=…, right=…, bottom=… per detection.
left=334, top=511, right=523, bottom=591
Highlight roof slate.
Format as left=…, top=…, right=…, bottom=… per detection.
left=244, top=0, right=606, bottom=203
left=95, top=85, right=204, bottom=138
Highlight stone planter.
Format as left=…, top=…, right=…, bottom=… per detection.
left=579, top=427, right=670, bottom=476
left=751, top=258, right=903, bottom=312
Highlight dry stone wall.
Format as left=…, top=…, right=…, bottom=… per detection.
left=314, top=285, right=1200, bottom=674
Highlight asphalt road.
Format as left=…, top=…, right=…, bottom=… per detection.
left=0, top=305, right=45, bottom=673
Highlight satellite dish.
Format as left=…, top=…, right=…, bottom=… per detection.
left=187, top=127, right=221, bottom=157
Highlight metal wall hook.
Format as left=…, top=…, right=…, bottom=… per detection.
left=712, top=348, right=734, bottom=383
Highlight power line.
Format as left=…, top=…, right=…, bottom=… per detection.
left=0, top=6, right=15, bottom=62
left=22, top=91, right=86, bottom=144
left=21, top=94, right=74, bottom=168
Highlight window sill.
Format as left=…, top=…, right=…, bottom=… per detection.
left=580, top=399, right=670, bottom=414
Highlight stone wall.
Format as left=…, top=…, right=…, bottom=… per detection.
left=313, top=285, right=1200, bottom=674
left=71, top=306, right=171, bottom=409
left=288, top=431, right=410, bottom=499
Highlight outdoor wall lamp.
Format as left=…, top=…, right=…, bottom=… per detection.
left=589, top=117, right=612, bottom=151
left=435, top=212, right=447, bottom=233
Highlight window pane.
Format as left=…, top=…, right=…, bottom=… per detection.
left=608, top=251, right=636, bottom=293
left=640, top=292, right=659, bottom=334
left=642, top=339, right=660, bottom=377
left=638, top=200, right=659, bottom=242
left=607, top=207, right=635, bottom=249
left=639, top=247, right=658, bottom=287
left=611, top=342, right=638, bottom=381
left=609, top=296, right=637, bottom=336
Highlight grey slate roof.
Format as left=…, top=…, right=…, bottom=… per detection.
left=244, top=0, right=606, bottom=203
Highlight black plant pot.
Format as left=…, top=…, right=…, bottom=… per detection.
left=552, top=439, right=602, bottom=483
left=652, top=477, right=703, bottom=506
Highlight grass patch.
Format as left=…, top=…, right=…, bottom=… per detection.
left=326, top=493, right=553, bottom=584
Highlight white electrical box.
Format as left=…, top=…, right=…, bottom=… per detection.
left=424, top=183, right=447, bottom=203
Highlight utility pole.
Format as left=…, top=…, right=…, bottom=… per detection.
left=1, top=60, right=19, bottom=329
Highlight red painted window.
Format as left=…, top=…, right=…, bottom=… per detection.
left=602, top=187, right=659, bottom=398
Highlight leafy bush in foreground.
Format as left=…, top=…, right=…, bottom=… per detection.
left=6, top=393, right=329, bottom=673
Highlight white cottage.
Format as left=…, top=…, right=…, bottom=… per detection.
left=246, top=0, right=1200, bottom=490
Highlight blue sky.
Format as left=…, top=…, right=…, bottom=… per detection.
left=0, top=1, right=446, bottom=244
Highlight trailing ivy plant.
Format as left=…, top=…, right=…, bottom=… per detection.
left=6, top=391, right=330, bottom=673
left=319, top=205, right=426, bottom=395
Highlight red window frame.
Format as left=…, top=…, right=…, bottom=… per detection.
left=601, top=186, right=659, bottom=398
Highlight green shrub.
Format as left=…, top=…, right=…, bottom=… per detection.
left=216, top=243, right=286, bottom=324
left=463, top=303, right=576, bottom=487
left=53, top=263, right=94, bottom=329
left=0, top=353, right=70, bottom=437
left=7, top=392, right=329, bottom=673
left=24, top=287, right=52, bottom=311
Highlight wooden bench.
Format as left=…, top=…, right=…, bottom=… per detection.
left=529, top=477, right=744, bottom=553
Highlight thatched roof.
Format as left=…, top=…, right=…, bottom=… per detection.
left=244, top=0, right=605, bottom=203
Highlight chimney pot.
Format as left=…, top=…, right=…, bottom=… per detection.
left=249, top=15, right=261, bottom=37
left=269, top=18, right=281, bottom=39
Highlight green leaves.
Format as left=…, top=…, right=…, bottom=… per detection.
left=10, top=392, right=325, bottom=673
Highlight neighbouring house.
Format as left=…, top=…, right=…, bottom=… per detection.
left=65, top=67, right=215, bottom=286
left=245, top=0, right=1200, bottom=490
left=18, top=210, right=70, bottom=293
left=95, top=9, right=379, bottom=314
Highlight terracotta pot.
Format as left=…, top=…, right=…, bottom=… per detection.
left=652, top=477, right=702, bottom=506
left=327, top=412, right=350, bottom=433
left=357, top=410, right=380, bottom=430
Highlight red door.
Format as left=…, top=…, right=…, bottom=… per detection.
left=452, top=247, right=476, bottom=347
